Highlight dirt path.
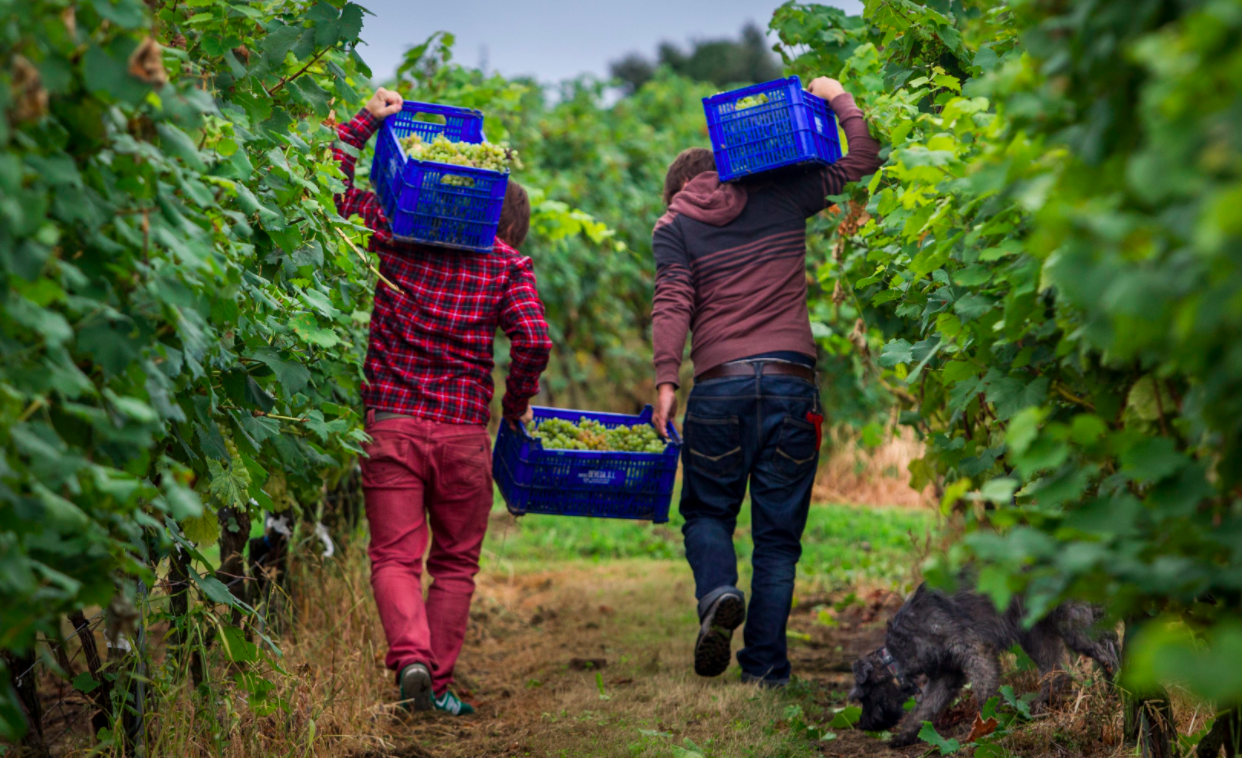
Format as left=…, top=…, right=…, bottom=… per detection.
left=21, top=508, right=1122, bottom=758
left=274, top=508, right=1116, bottom=758
left=360, top=557, right=910, bottom=758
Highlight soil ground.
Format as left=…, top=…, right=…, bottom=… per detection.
left=24, top=501, right=1144, bottom=758
left=358, top=555, right=904, bottom=758
left=306, top=506, right=1123, bottom=758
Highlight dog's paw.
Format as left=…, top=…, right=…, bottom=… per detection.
left=889, top=733, right=919, bottom=748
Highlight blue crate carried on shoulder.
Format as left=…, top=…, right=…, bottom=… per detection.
left=703, top=75, right=843, bottom=182
left=371, top=101, right=509, bottom=253
left=493, top=405, right=681, bottom=523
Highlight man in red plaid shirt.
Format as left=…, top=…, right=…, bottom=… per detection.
left=335, top=88, right=551, bottom=715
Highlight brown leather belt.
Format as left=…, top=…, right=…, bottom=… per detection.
left=696, top=361, right=815, bottom=383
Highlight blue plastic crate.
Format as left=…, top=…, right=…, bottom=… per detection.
left=371, top=101, right=509, bottom=252
left=493, top=405, right=682, bottom=523
left=703, top=76, right=843, bottom=182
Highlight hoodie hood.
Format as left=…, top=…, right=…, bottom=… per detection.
left=667, top=171, right=748, bottom=227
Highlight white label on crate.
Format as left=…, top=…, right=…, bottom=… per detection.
left=579, top=469, right=623, bottom=487
left=814, top=116, right=824, bottom=133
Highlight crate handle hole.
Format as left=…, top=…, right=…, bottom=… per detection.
left=412, top=112, right=448, bottom=125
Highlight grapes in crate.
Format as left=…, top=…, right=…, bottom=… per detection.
left=530, top=417, right=667, bottom=454
left=735, top=93, right=769, bottom=110
left=399, top=134, right=522, bottom=186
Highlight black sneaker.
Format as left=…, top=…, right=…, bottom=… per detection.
left=694, top=590, right=746, bottom=677
left=398, top=663, right=433, bottom=712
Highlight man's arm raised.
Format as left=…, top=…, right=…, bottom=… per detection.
left=786, top=77, right=885, bottom=218
left=333, top=88, right=404, bottom=232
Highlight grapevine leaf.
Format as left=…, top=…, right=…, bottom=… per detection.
left=32, top=484, right=91, bottom=531
left=160, top=477, right=204, bottom=521
left=156, top=123, right=207, bottom=170
left=187, top=566, right=252, bottom=612
left=954, top=294, right=995, bottom=320
left=206, top=458, right=250, bottom=509
left=339, top=4, right=365, bottom=41
left=1121, top=437, right=1185, bottom=483
left=219, top=625, right=259, bottom=663
left=179, top=512, right=220, bottom=544
left=290, top=313, right=342, bottom=348
left=988, top=376, right=1048, bottom=421
left=72, top=672, right=100, bottom=694
left=195, top=422, right=230, bottom=461
left=238, top=411, right=283, bottom=444
left=245, top=375, right=276, bottom=413
left=82, top=43, right=148, bottom=103
left=878, top=339, right=913, bottom=367
left=303, top=410, right=348, bottom=443
left=258, top=23, right=301, bottom=66
left=301, top=288, right=341, bottom=319
left=977, top=565, right=1013, bottom=611
left=918, top=722, right=960, bottom=754
left=291, top=28, right=317, bottom=62
left=829, top=706, right=861, bottom=728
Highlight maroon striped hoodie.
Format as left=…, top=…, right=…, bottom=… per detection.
left=652, top=93, right=883, bottom=387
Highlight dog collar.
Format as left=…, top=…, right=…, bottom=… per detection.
left=878, top=647, right=914, bottom=689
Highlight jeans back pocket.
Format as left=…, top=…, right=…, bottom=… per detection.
left=685, top=414, right=743, bottom=477
left=773, top=416, right=819, bottom=481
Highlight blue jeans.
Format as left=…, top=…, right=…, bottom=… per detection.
left=679, top=366, right=821, bottom=684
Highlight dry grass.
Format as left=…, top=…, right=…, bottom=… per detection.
left=813, top=427, right=933, bottom=509
left=55, top=549, right=828, bottom=758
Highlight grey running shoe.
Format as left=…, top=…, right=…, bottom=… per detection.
left=399, top=663, right=433, bottom=712
left=694, top=589, right=746, bottom=677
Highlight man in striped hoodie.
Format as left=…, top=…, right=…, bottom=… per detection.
left=651, top=76, right=883, bottom=687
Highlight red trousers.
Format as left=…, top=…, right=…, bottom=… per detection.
left=360, top=412, right=493, bottom=694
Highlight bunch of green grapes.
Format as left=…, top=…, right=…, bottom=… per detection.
left=735, top=93, right=769, bottom=110
left=399, top=133, right=523, bottom=185
left=604, top=423, right=667, bottom=454
left=529, top=417, right=590, bottom=450
left=529, top=417, right=668, bottom=454
left=222, top=426, right=252, bottom=489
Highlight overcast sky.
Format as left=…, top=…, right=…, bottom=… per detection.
left=356, top=0, right=864, bottom=84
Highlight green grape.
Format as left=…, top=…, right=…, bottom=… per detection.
left=399, top=133, right=523, bottom=183
left=220, top=425, right=252, bottom=488
left=531, top=417, right=669, bottom=454
left=735, top=94, right=769, bottom=110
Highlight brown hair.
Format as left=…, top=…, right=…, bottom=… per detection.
left=662, top=148, right=716, bottom=206
left=497, top=180, right=530, bottom=248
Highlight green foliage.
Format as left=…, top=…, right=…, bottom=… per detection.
left=0, top=0, right=381, bottom=736
left=919, top=721, right=961, bottom=754
left=782, top=703, right=837, bottom=742
left=771, top=0, right=1242, bottom=702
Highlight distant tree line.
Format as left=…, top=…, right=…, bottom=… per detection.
left=609, top=23, right=781, bottom=93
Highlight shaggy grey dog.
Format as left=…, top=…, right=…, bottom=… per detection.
left=850, top=583, right=1119, bottom=747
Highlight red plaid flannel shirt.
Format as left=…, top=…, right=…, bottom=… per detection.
left=333, top=109, right=551, bottom=425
